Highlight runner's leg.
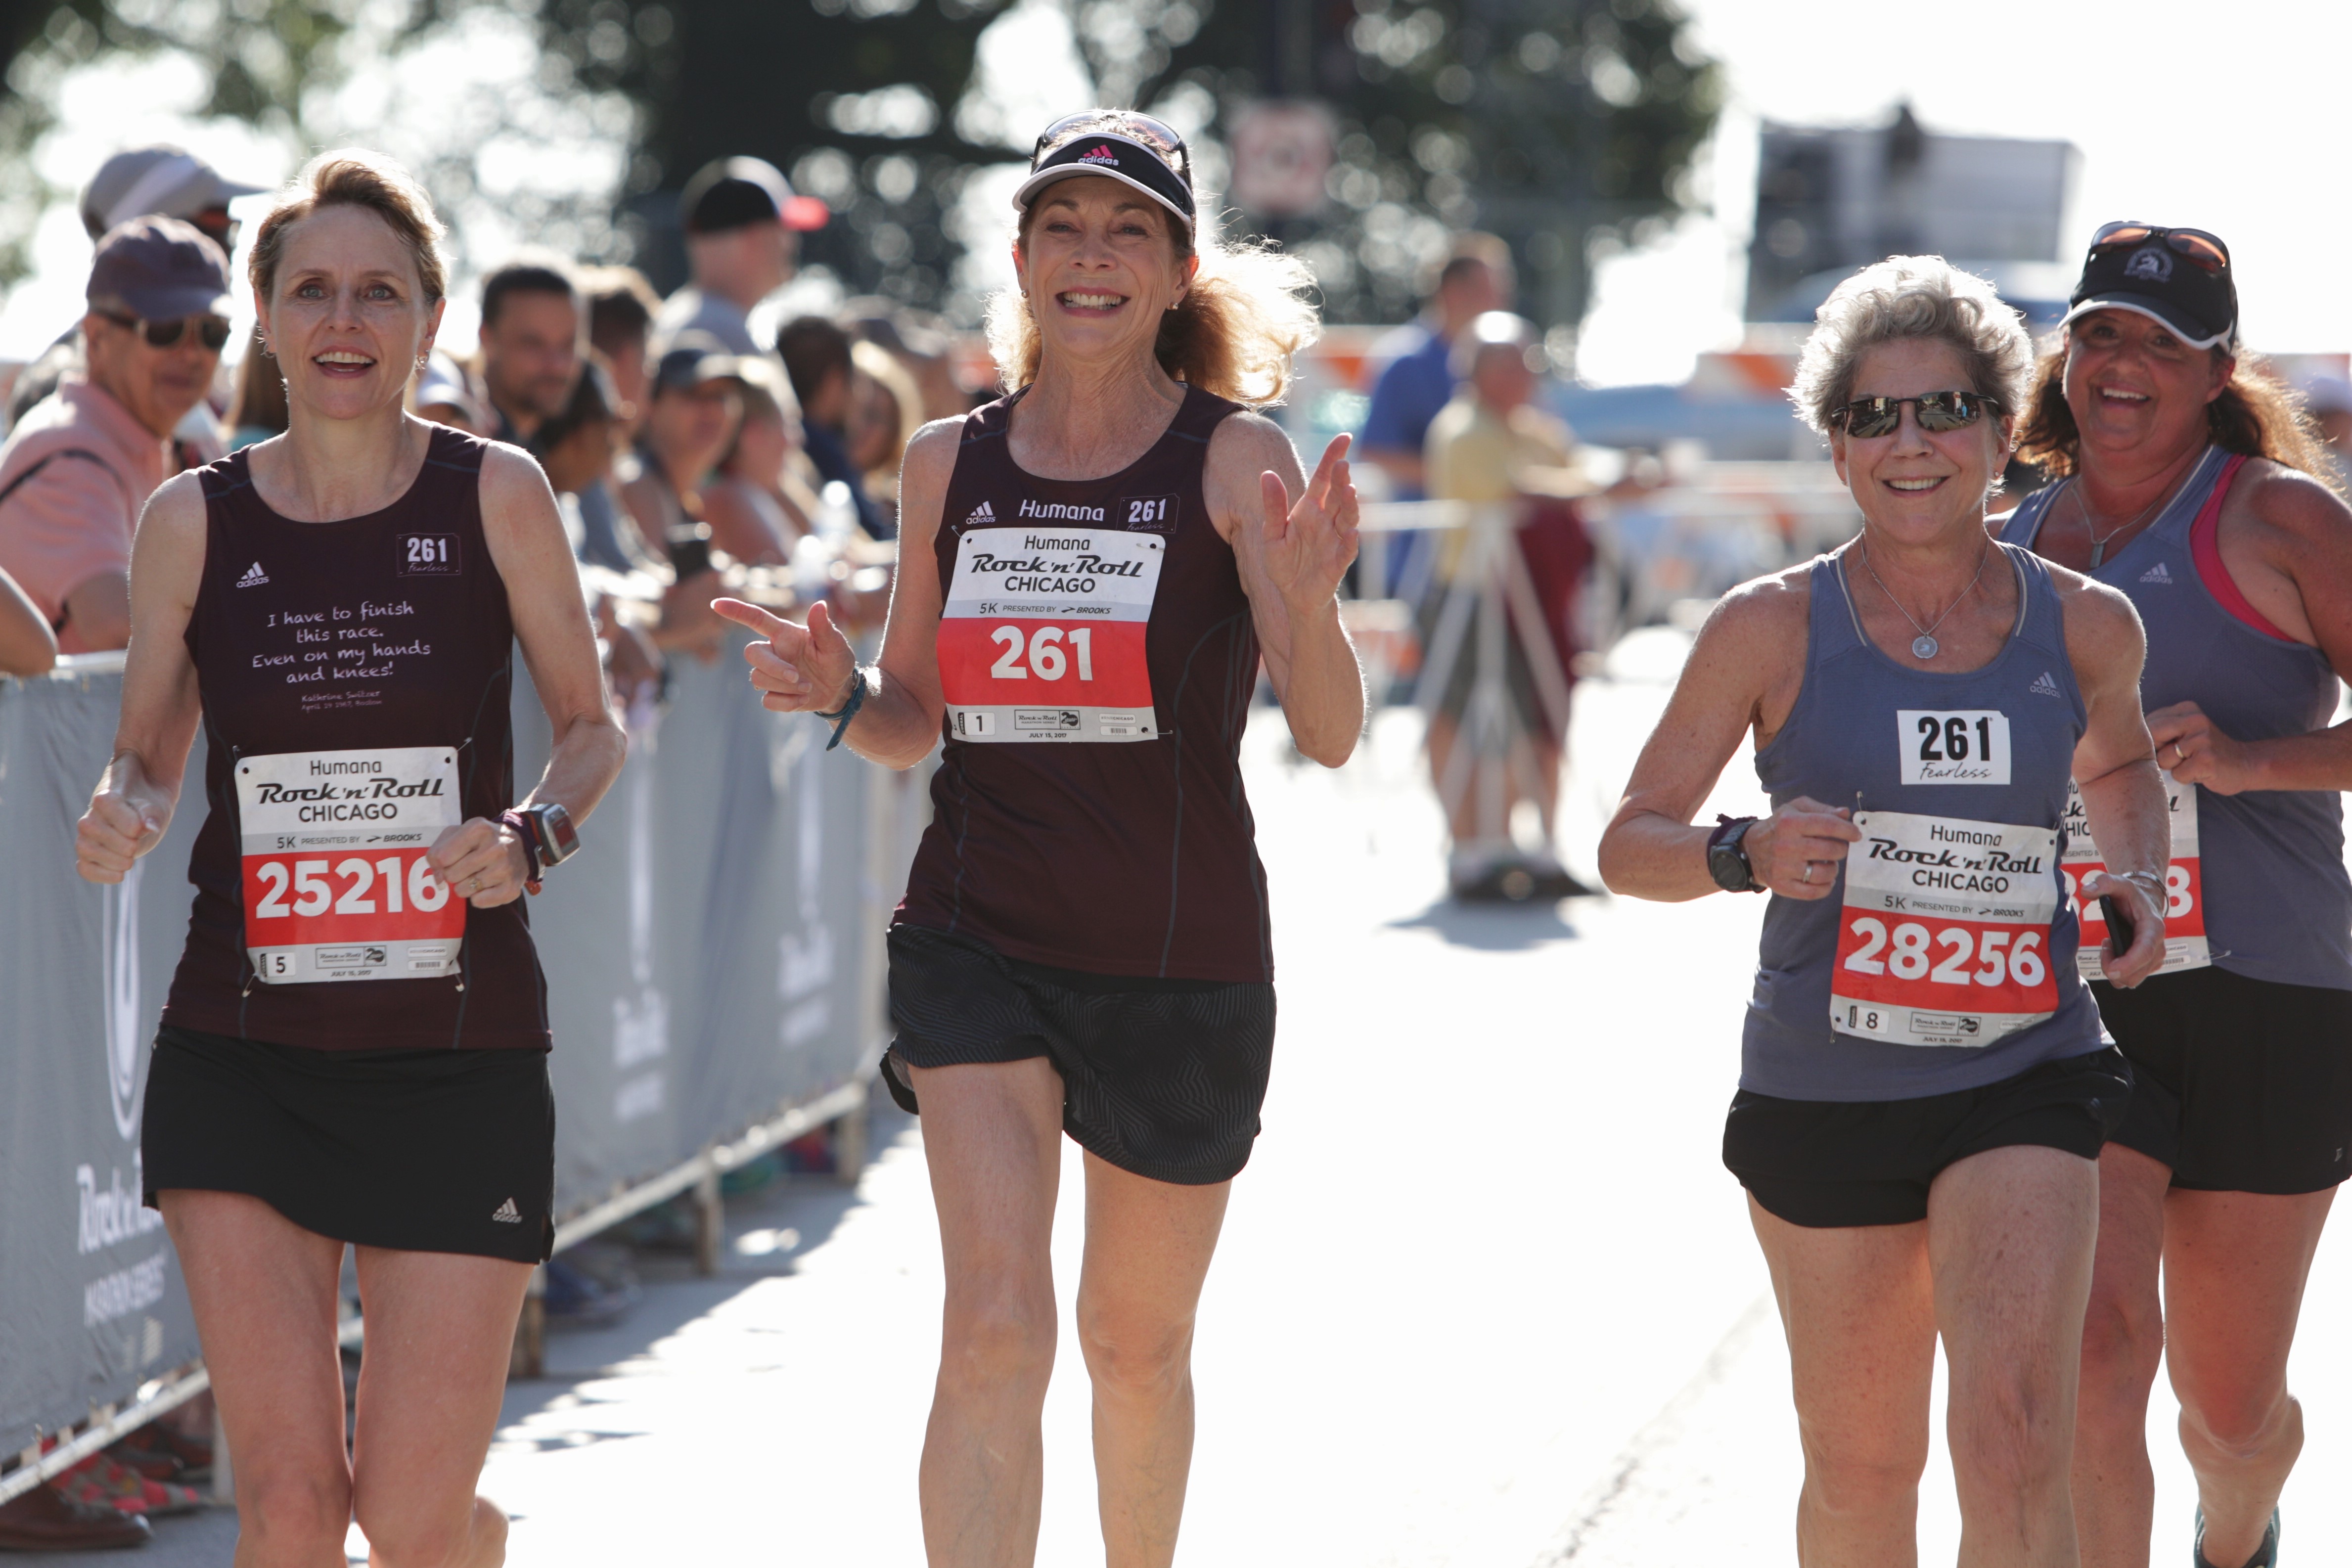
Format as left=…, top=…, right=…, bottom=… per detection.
left=2073, top=1144, right=2170, bottom=1568
left=159, top=1190, right=351, bottom=1568
left=1749, top=1197, right=1937, bottom=1568
left=346, top=1247, right=533, bottom=1568
left=908, top=1057, right=1066, bottom=1568
left=1927, top=1144, right=2099, bottom=1568
left=1074, top=1153, right=1230, bottom=1568
left=2160, top=1187, right=2334, bottom=1568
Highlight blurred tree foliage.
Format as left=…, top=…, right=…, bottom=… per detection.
left=0, top=0, right=1719, bottom=330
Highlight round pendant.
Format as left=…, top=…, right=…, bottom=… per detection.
left=1912, top=635, right=1940, bottom=660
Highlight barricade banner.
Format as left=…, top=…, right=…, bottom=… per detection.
left=0, top=669, right=204, bottom=1460
left=1, top=630, right=895, bottom=1459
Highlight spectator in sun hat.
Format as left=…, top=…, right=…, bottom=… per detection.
left=653, top=156, right=829, bottom=360
left=0, top=217, right=231, bottom=652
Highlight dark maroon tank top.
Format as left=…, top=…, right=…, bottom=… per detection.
left=162, top=426, right=548, bottom=1050
left=895, top=385, right=1273, bottom=981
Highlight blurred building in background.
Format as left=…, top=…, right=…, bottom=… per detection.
left=1744, top=104, right=2079, bottom=329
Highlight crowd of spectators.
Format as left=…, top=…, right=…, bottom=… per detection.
left=0, top=142, right=986, bottom=718
left=0, top=139, right=987, bottom=1553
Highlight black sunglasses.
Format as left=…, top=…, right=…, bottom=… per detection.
left=2088, top=222, right=2230, bottom=275
left=1031, top=112, right=1190, bottom=177
left=1829, top=390, right=2002, bottom=439
left=100, top=311, right=232, bottom=351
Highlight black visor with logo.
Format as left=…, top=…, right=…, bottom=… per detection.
left=2060, top=221, right=2237, bottom=351
left=1012, top=131, right=1195, bottom=226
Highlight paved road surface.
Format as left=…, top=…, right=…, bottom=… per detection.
left=63, top=640, right=2352, bottom=1565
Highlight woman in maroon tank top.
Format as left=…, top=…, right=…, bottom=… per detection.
left=719, top=113, right=1361, bottom=1563
left=72, top=151, right=622, bottom=1568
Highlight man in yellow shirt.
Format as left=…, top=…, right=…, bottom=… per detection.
left=1420, top=312, right=1590, bottom=900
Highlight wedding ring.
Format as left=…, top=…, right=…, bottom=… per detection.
left=1802, top=862, right=1813, bottom=884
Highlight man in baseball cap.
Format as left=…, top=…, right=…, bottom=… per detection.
left=80, top=143, right=266, bottom=255
left=0, top=218, right=232, bottom=652
left=652, top=156, right=828, bottom=361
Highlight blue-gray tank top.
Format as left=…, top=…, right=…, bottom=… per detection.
left=1742, top=546, right=2104, bottom=1101
left=2001, top=448, right=2352, bottom=991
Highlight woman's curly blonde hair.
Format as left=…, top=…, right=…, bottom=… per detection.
left=986, top=112, right=1319, bottom=408
left=1789, top=255, right=2035, bottom=436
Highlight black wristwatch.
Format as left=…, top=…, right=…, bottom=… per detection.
left=1707, top=814, right=1764, bottom=893
left=502, top=803, right=580, bottom=895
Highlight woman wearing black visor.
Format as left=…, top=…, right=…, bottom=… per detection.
left=715, top=112, right=1362, bottom=1565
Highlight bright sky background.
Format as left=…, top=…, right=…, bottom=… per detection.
left=1576, top=0, right=2352, bottom=384
left=2, top=0, right=2346, bottom=382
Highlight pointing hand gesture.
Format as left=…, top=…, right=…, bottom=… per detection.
left=712, top=597, right=859, bottom=714
left=1252, top=433, right=1360, bottom=611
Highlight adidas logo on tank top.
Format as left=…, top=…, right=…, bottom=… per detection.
left=491, top=1197, right=522, bottom=1223
left=236, top=561, right=268, bottom=587
left=964, top=500, right=995, bottom=525
left=2030, top=671, right=2063, bottom=698
left=2140, top=561, right=2173, bottom=584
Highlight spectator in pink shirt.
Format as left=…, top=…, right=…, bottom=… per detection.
left=0, top=216, right=230, bottom=652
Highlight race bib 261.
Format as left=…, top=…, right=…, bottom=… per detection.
left=938, top=527, right=1164, bottom=743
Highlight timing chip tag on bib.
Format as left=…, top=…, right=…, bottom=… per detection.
left=2063, top=771, right=2208, bottom=979
left=235, top=747, right=465, bottom=984
left=938, top=527, right=1164, bottom=743
left=1831, top=809, right=2061, bottom=1047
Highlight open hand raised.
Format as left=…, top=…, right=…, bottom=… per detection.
left=1247, top=433, right=1360, bottom=611
left=712, top=597, right=859, bottom=714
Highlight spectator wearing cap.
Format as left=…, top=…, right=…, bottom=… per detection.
left=656, top=157, right=828, bottom=358
left=477, top=255, right=586, bottom=448
left=777, top=314, right=890, bottom=539
left=620, top=333, right=745, bottom=662
left=0, top=217, right=230, bottom=653
left=1360, top=232, right=1515, bottom=500
left=7, top=145, right=262, bottom=433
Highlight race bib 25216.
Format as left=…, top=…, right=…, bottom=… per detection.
left=937, top=527, right=1164, bottom=743
left=235, top=747, right=465, bottom=984
left=1830, top=809, right=2061, bottom=1048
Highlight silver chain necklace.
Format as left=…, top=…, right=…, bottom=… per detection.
left=1856, top=538, right=1993, bottom=661
left=2071, top=459, right=2195, bottom=569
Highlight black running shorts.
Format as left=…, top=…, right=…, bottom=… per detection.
left=2092, top=966, right=2352, bottom=1194
left=142, top=1025, right=555, bottom=1263
left=884, top=924, right=1276, bottom=1185
left=1722, top=1047, right=2131, bottom=1229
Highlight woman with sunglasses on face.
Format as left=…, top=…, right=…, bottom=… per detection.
left=714, top=111, right=1359, bottom=1566
left=1600, top=256, right=2169, bottom=1565
left=1999, top=225, right=2352, bottom=1568
left=72, top=150, right=624, bottom=1568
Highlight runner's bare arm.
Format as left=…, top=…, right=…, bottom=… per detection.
left=1600, top=573, right=1856, bottom=901
left=2058, top=571, right=2167, bottom=986
left=1206, top=415, right=1364, bottom=767
left=0, top=563, right=54, bottom=674
left=714, top=417, right=956, bottom=770
left=2150, top=465, right=2352, bottom=794
left=75, top=472, right=207, bottom=883
left=431, top=445, right=628, bottom=908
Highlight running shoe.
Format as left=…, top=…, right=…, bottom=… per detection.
left=2194, top=1505, right=2279, bottom=1568
left=0, top=1483, right=153, bottom=1551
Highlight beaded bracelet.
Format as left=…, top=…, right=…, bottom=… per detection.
left=816, top=667, right=872, bottom=751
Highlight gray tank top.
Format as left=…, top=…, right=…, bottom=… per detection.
left=1742, top=546, right=2104, bottom=1101
left=2002, top=449, right=2352, bottom=991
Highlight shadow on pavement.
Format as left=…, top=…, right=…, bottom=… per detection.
left=1388, top=897, right=1584, bottom=950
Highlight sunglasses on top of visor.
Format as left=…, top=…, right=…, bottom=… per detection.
left=1031, top=112, right=1190, bottom=177
left=1829, top=391, right=2002, bottom=439
left=2088, top=223, right=2230, bottom=275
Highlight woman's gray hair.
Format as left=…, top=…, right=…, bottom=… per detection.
left=1789, top=256, right=2035, bottom=435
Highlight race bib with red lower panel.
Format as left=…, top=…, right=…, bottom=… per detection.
left=235, top=747, right=464, bottom=983
left=938, top=527, right=1164, bottom=743
left=1831, top=809, right=2062, bottom=1047
left=2062, top=771, right=2207, bottom=979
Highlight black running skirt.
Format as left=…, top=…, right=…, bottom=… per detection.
left=142, top=1025, right=554, bottom=1263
